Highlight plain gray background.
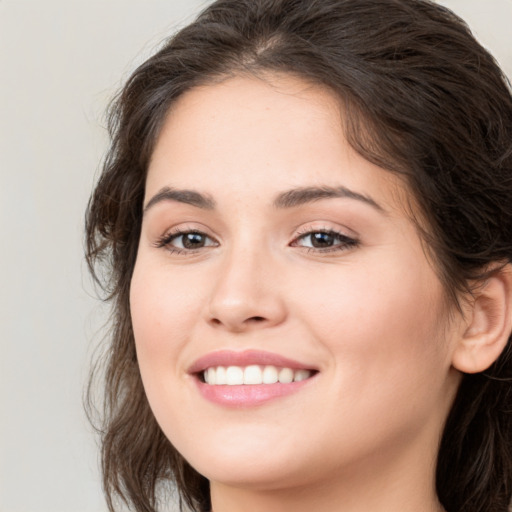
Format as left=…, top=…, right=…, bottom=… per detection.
left=1, top=1, right=511, bottom=511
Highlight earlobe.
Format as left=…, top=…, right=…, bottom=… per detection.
left=452, top=264, right=512, bottom=374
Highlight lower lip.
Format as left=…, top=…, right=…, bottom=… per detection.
left=195, top=378, right=314, bottom=407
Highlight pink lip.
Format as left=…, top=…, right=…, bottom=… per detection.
left=188, top=350, right=318, bottom=408
left=188, top=349, right=316, bottom=374
left=196, top=380, right=314, bottom=407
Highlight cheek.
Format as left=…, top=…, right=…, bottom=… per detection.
left=129, top=259, right=202, bottom=431
left=289, top=252, right=451, bottom=390
left=129, top=259, right=194, bottom=408
left=287, top=260, right=454, bottom=455
left=130, top=258, right=204, bottom=354
left=129, top=254, right=221, bottom=412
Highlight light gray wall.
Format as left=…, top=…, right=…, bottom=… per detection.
left=1, top=1, right=510, bottom=511
left=0, top=2, right=206, bottom=511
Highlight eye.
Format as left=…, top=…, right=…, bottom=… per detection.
left=156, top=229, right=218, bottom=253
left=292, top=229, right=358, bottom=253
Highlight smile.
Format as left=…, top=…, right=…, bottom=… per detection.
left=190, top=350, right=318, bottom=406
left=203, top=365, right=313, bottom=385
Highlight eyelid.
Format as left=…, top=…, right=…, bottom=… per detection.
left=293, top=221, right=358, bottom=240
left=153, top=223, right=220, bottom=253
left=290, top=224, right=360, bottom=253
left=152, top=221, right=359, bottom=256
left=155, top=222, right=218, bottom=241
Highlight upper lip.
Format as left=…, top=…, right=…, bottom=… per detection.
left=188, top=349, right=317, bottom=374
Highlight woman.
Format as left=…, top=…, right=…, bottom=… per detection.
left=85, top=0, right=512, bottom=511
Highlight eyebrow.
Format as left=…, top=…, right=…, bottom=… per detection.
left=273, top=186, right=384, bottom=212
left=143, top=184, right=383, bottom=214
left=144, top=187, right=216, bottom=213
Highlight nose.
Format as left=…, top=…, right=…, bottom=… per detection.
left=205, top=246, right=287, bottom=333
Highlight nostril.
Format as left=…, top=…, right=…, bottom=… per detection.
left=208, top=313, right=272, bottom=330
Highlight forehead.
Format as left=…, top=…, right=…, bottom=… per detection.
left=146, top=73, right=405, bottom=211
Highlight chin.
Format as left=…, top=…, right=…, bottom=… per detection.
left=192, top=453, right=315, bottom=492
left=170, top=424, right=315, bottom=489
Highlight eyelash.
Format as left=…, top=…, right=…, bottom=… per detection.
left=154, top=227, right=218, bottom=255
left=291, top=227, right=359, bottom=254
left=155, top=227, right=359, bottom=255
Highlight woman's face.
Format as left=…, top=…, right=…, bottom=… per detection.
left=131, top=74, right=462, bottom=491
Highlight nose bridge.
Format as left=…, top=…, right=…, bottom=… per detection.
left=206, top=237, right=285, bottom=331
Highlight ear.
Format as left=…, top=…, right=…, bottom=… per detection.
left=452, top=264, right=512, bottom=374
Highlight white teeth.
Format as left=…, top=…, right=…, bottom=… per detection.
left=278, top=368, right=294, bottom=384
left=226, top=366, right=244, bottom=385
left=202, top=365, right=313, bottom=385
left=244, top=365, right=262, bottom=384
left=262, top=365, right=278, bottom=384
left=293, top=369, right=311, bottom=382
left=206, top=367, right=216, bottom=385
left=216, top=366, right=226, bottom=385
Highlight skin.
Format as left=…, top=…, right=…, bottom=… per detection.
left=130, top=74, right=466, bottom=512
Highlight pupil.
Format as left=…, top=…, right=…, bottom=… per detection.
left=183, top=233, right=205, bottom=249
left=311, top=232, right=334, bottom=247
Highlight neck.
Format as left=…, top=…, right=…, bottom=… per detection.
left=211, top=481, right=444, bottom=512
left=211, top=477, right=445, bottom=512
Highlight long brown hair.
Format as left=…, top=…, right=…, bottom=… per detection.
left=85, top=1, right=512, bottom=511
